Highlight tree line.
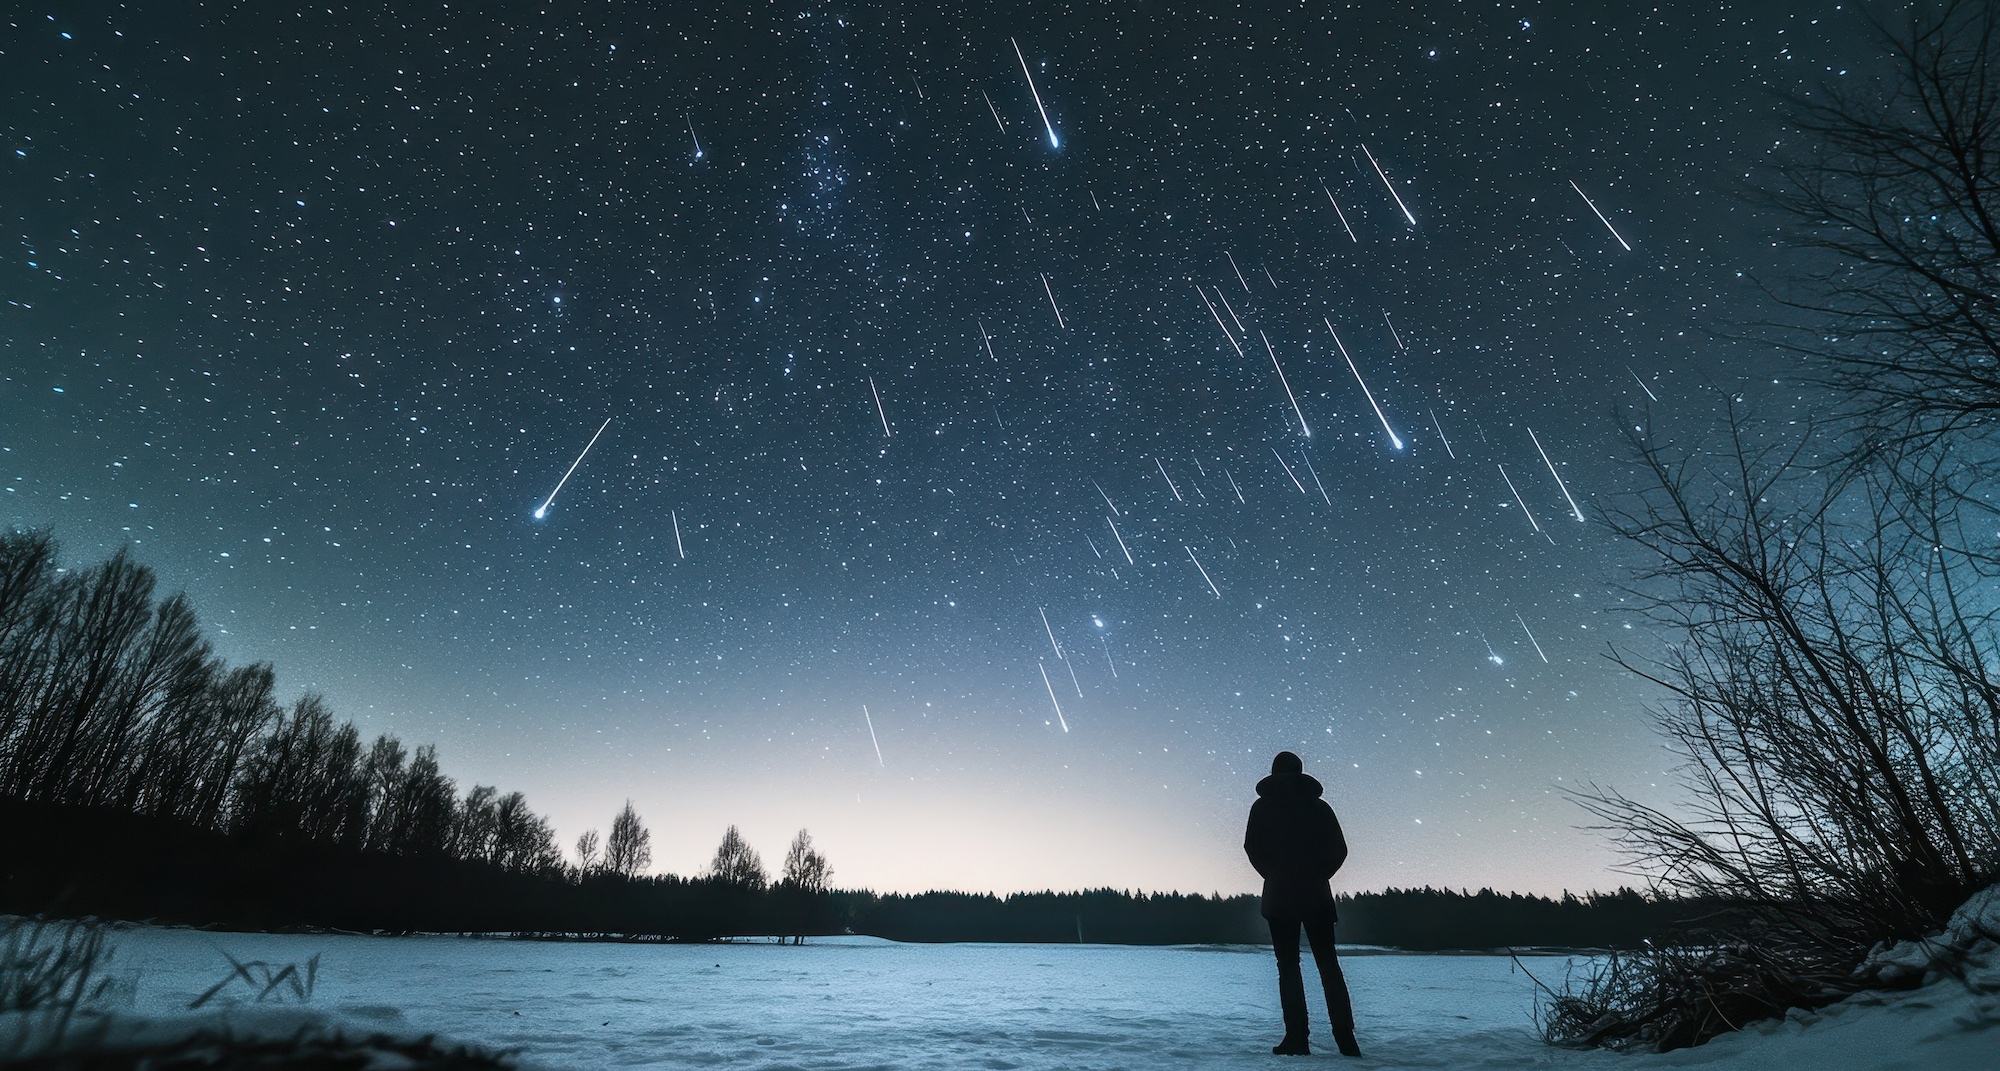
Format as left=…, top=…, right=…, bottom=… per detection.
left=0, top=527, right=1718, bottom=949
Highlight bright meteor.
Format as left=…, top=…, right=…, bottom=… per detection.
left=1362, top=144, right=1416, bottom=226
left=533, top=417, right=611, bottom=519
left=1528, top=426, right=1586, bottom=522
left=1010, top=37, right=1060, bottom=149
left=1327, top=321, right=1403, bottom=450
left=1038, top=662, right=1070, bottom=732
left=1570, top=180, right=1632, bottom=250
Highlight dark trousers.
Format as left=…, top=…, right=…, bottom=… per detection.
left=1268, top=916, right=1356, bottom=1042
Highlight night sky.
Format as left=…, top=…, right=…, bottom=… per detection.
left=3, top=2, right=1874, bottom=895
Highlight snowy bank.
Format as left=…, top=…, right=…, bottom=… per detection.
left=0, top=910, right=1991, bottom=1070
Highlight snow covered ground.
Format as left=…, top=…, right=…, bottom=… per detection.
left=29, top=926, right=1999, bottom=1069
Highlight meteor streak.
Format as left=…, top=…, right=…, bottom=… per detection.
left=533, top=417, right=611, bottom=519
left=1627, top=366, right=1659, bottom=402
left=1497, top=463, right=1550, bottom=539
left=869, top=376, right=892, bottom=437
left=687, top=115, right=703, bottom=160
left=979, top=321, right=999, bottom=362
left=1106, top=515, right=1134, bottom=563
left=1039, top=606, right=1064, bottom=660
left=1040, top=272, right=1065, bottom=328
left=1226, top=251, right=1252, bottom=293
left=863, top=705, right=885, bottom=766
left=1299, top=449, right=1333, bottom=506
left=1010, top=37, right=1060, bottom=149
left=1063, top=656, right=1084, bottom=698
left=1570, top=180, right=1632, bottom=250
left=1271, top=447, right=1309, bottom=495
left=1225, top=468, right=1245, bottom=503
left=982, top=89, right=1008, bottom=132
left=1216, top=288, right=1247, bottom=334
left=1383, top=311, right=1406, bottom=350
left=1327, top=322, right=1402, bottom=450
left=1155, top=457, right=1183, bottom=501
left=1528, top=427, right=1585, bottom=522
left=1092, top=478, right=1120, bottom=517
left=1038, top=662, right=1070, bottom=731
left=1362, top=144, right=1416, bottom=225
left=1261, top=330, right=1312, bottom=439
left=672, top=510, right=685, bottom=559
left=1320, top=180, right=1358, bottom=241
left=1429, top=408, right=1456, bottom=459
left=1195, top=286, right=1242, bottom=357
left=1517, top=614, right=1549, bottom=663
left=1184, top=545, right=1223, bottom=598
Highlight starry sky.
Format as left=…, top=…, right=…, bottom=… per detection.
left=3, top=2, right=1878, bottom=895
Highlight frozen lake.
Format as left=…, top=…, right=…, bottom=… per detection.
left=78, top=926, right=1993, bottom=1069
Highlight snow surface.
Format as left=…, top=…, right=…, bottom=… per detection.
left=27, top=926, right=1999, bottom=1069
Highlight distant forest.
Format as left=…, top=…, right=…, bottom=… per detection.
left=0, top=531, right=1721, bottom=949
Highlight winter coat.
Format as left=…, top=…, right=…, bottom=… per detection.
left=1243, top=771, right=1349, bottom=922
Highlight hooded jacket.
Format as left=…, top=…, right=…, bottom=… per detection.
left=1243, top=771, right=1349, bottom=922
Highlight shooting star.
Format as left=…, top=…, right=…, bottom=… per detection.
left=534, top=417, right=611, bottom=519
left=1010, top=37, right=1060, bottom=149
left=1497, top=463, right=1551, bottom=540
left=1299, top=449, right=1333, bottom=507
left=1039, top=607, right=1065, bottom=661
left=1226, top=251, right=1252, bottom=293
left=1627, top=366, right=1659, bottom=402
left=1038, top=662, right=1070, bottom=731
left=1090, top=189, right=1101, bottom=211
left=979, top=320, right=999, bottom=363
left=1320, top=180, right=1358, bottom=241
left=1155, top=457, right=1183, bottom=501
left=1260, top=330, right=1312, bottom=439
left=1085, top=534, right=1102, bottom=559
left=982, top=89, right=1008, bottom=132
left=910, top=74, right=925, bottom=100
left=1041, top=272, right=1066, bottom=328
left=1383, top=311, right=1407, bottom=350
left=1092, top=478, right=1121, bottom=517
left=1106, top=515, right=1134, bottom=563
left=1225, top=468, right=1245, bottom=503
left=672, top=510, right=686, bottom=559
left=863, top=705, right=885, bottom=766
left=1063, top=656, right=1084, bottom=698
left=687, top=115, right=703, bottom=160
left=869, top=376, right=892, bottom=437
left=1263, top=266, right=1279, bottom=288
left=1517, top=614, right=1549, bottom=663
left=1184, top=545, right=1223, bottom=598
left=1570, top=180, right=1631, bottom=250
left=1101, top=635, right=1117, bottom=678
left=1528, top=427, right=1586, bottom=522
left=1473, top=622, right=1506, bottom=666
left=1327, top=322, right=1403, bottom=450
left=1196, top=286, right=1242, bottom=357
left=1271, top=446, right=1309, bottom=495
left=1361, top=144, right=1417, bottom=226
left=1215, top=288, right=1247, bottom=334
left=1429, top=408, right=1456, bottom=459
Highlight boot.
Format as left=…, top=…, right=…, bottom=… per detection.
left=1333, top=1030, right=1361, bottom=1058
left=1271, top=1033, right=1311, bottom=1056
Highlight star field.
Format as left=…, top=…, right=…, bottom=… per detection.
left=1, top=2, right=1872, bottom=894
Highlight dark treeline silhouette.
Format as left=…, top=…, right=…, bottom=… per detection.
left=1, top=529, right=1717, bottom=949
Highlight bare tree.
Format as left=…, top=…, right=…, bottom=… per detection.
left=574, top=828, right=602, bottom=875
left=604, top=801, right=652, bottom=878
left=779, top=829, right=831, bottom=894
left=707, top=825, right=766, bottom=889
left=1774, top=3, right=2000, bottom=444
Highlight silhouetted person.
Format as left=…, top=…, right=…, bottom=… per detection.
left=1245, top=751, right=1359, bottom=1057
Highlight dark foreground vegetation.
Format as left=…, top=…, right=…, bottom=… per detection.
left=0, top=526, right=1719, bottom=951
left=1539, top=6, right=2000, bottom=1052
